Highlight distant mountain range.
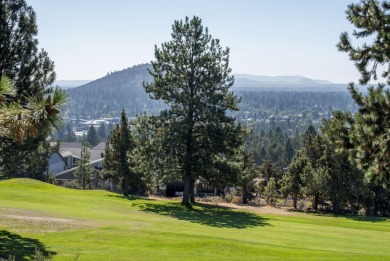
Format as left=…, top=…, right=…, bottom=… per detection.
left=63, top=64, right=355, bottom=118
left=233, top=74, right=348, bottom=91
left=234, top=74, right=335, bottom=86
left=58, top=67, right=348, bottom=92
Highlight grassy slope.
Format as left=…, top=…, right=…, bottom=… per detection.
left=0, top=179, right=389, bottom=261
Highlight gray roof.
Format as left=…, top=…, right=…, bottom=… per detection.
left=59, top=142, right=105, bottom=161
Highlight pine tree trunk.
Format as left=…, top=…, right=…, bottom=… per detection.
left=190, top=179, right=195, bottom=203
left=123, top=177, right=129, bottom=197
left=313, top=193, right=319, bottom=211
left=182, top=174, right=191, bottom=205
left=242, top=183, right=247, bottom=204
left=332, top=196, right=339, bottom=215
left=293, top=192, right=298, bottom=209
left=182, top=123, right=193, bottom=206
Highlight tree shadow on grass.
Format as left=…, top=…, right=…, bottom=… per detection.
left=107, top=194, right=140, bottom=200
left=133, top=201, right=270, bottom=229
left=107, top=194, right=155, bottom=201
left=307, top=212, right=389, bottom=223
left=343, top=215, right=389, bottom=223
left=0, top=230, right=55, bottom=260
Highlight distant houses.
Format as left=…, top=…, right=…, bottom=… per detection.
left=49, top=142, right=105, bottom=182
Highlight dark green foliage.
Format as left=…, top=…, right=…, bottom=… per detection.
left=104, top=110, right=140, bottom=195
left=87, top=125, right=100, bottom=147
left=337, top=0, right=390, bottom=85
left=237, top=151, right=259, bottom=204
left=0, top=0, right=66, bottom=179
left=1, top=140, right=51, bottom=181
left=132, top=114, right=169, bottom=194
left=325, top=84, right=390, bottom=184
left=0, top=0, right=55, bottom=97
left=281, top=155, right=306, bottom=209
left=98, top=122, right=107, bottom=140
left=144, top=16, right=245, bottom=205
left=245, top=127, right=298, bottom=169
left=328, top=0, right=390, bottom=185
left=264, top=177, right=277, bottom=205
left=75, top=142, right=93, bottom=190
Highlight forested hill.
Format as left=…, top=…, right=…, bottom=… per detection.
left=65, top=63, right=355, bottom=119
left=66, top=64, right=165, bottom=118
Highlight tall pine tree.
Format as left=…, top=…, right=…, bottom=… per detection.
left=104, top=110, right=138, bottom=196
left=0, top=0, right=66, bottom=178
left=144, top=16, right=244, bottom=205
left=75, top=142, right=93, bottom=190
left=329, top=0, right=390, bottom=184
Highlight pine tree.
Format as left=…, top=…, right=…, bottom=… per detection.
left=238, top=151, right=259, bottom=204
left=264, top=177, right=277, bottom=206
left=104, top=110, right=137, bottom=196
left=327, top=1, right=390, bottom=184
left=337, top=0, right=389, bottom=85
left=87, top=125, right=100, bottom=147
left=144, top=16, right=244, bottom=205
left=0, top=0, right=66, bottom=176
left=282, top=155, right=306, bottom=209
left=98, top=122, right=107, bottom=140
left=75, top=142, right=93, bottom=190
left=0, top=0, right=56, bottom=96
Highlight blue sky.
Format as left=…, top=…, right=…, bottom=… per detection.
left=27, top=1, right=361, bottom=83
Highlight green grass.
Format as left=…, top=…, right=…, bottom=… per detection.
left=0, top=179, right=389, bottom=260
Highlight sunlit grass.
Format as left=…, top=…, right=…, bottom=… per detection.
left=0, top=178, right=389, bottom=260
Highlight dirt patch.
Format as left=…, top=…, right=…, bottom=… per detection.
left=0, top=208, right=90, bottom=233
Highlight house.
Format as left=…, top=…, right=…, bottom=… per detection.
left=49, top=142, right=105, bottom=182
left=48, top=152, right=67, bottom=174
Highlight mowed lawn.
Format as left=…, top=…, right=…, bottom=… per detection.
left=0, top=179, right=389, bottom=260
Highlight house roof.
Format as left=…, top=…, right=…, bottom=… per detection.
left=59, top=142, right=105, bottom=161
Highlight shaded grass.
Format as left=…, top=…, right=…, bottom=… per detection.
left=0, top=178, right=389, bottom=260
left=133, top=201, right=269, bottom=228
left=0, top=230, right=55, bottom=260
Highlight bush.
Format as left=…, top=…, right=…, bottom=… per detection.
left=224, top=187, right=237, bottom=203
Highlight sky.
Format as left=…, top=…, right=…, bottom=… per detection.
left=27, top=0, right=363, bottom=83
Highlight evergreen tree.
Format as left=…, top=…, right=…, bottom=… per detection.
left=330, top=0, right=390, bottom=184
left=64, top=123, right=76, bottom=142
left=0, top=0, right=55, bottom=96
left=0, top=0, right=66, bottom=176
left=104, top=110, right=138, bottom=196
left=132, top=114, right=169, bottom=194
left=337, top=0, right=389, bottom=85
left=144, top=16, right=244, bottom=205
left=264, top=177, right=277, bottom=206
left=326, top=85, right=390, bottom=184
left=284, top=138, right=295, bottom=164
left=98, top=122, right=107, bottom=140
left=87, top=125, right=100, bottom=147
left=237, top=151, right=259, bottom=204
left=301, top=134, right=328, bottom=211
left=75, top=142, right=93, bottom=190
left=282, top=155, right=306, bottom=209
